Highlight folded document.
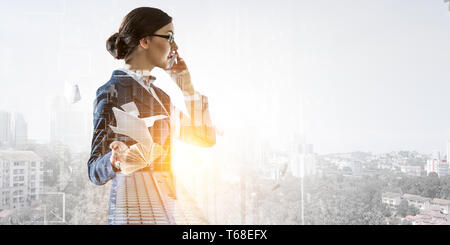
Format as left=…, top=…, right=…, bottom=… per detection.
left=109, top=102, right=167, bottom=174
left=119, top=142, right=165, bottom=175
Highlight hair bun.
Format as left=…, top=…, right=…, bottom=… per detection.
left=106, top=7, right=172, bottom=60
left=106, top=32, right=129, bottom=59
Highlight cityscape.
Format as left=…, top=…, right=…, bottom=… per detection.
left=1, top=105, right=449, bottom=225
left=0, top=0, right=449, bottom=226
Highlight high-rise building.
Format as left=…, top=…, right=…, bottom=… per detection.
left=0, top=111, right=28, bottom=147
left=426, top=159, right=449, bottom=177
left=0, top=111, right=13, bottom=146
left=0, top=150, right=43, bottom=209
left=427, top=159, right=438, bottom=175
left=50, top=96, right=90, bottom=153
left=437, top=160, right=449, bottom=177
left=11, top=113, right=28, bottom=146
left=426, top=145, right=450, bottom=177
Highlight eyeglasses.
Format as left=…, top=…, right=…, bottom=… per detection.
left=150, top=33, right=174, bottom=44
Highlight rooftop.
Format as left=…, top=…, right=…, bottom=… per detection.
left=407, top=209, right=449, bottom=225
left=0, top=150, right=42, bottom=162
left=402, top=194, right=431, bottom=202
left=431, top=198, right=450, bottom=205
left=420, top=210, right=446, bottom=219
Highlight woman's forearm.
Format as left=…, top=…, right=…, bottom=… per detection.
left=178, top=92, right=216, bottom=147
left=87, top=151, right=117, bottom=185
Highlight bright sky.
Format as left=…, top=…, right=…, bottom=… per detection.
left=0, top=0, right=449, bottom=154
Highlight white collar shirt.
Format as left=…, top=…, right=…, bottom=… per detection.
left=117, top=68, right=189, bottom=117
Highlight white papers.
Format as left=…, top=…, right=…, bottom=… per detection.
left=109, top=102, right=168, bottom=150
left=142, top=115, right=168, bottom=127
left=120, top=101, right=140, bottom=117
left=109, top=101, right=168, bottom=175
left=109, top=107, right=153, bottom=150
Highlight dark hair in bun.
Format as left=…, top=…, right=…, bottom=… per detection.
left=106, top=7, right=172, bottom=60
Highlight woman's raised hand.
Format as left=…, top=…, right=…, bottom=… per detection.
left=165, top=50, right=188, bottom=73
left=164, top=51, right=195, bottom=95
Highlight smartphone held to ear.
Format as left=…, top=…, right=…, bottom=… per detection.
left=168, top=53, right=178, bottom=68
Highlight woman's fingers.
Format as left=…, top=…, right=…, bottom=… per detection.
left=109, top=141, right=130, bottom=167
left=109, top=142, right=149, bottom=174
left=110, top=141, right=128, bottom=152
left=110, top=151, right=117, bottom=164
left=165, top=51, right=188, bottom=73
left=110, top=141, right=119, bottom=151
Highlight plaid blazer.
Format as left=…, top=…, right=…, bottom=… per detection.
left=87, top=69, right=215, bottom=185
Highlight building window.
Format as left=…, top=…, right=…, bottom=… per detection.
left=13, top=190, right=23, bottom=196
left=13, top=169, right=25, bottom=175
left=13, top=176, right=24, bottom=182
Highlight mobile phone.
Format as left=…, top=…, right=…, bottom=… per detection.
left=168, top=53, right=178, bottom=68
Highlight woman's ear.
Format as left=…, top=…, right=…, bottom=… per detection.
left=139, top=37, right=151, bottom=49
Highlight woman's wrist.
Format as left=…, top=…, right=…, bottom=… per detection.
left=171, top=70, right=195, bottom=95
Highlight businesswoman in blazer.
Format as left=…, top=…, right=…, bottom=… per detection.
left=87, top=7, right=216, bottom=222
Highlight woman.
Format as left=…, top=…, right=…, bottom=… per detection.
left=87, top=7, right=216, bottom=222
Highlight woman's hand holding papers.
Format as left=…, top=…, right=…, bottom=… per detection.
left=109, top=141, right=146, bottom=175
left=110, top=141, right=128, bottom=171
left=109, top=141, right=164, bottom=175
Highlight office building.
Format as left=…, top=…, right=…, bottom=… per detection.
left=0, top=150, right=43, bottom=209
left=0, top=111, right=28, bottom=147
left=50, top=96, right=90, bottom=153
left=11, top=113, right=28, bottom=146
left=0, top=111, right=12, bottom=146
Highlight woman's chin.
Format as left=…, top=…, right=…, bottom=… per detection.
left=155, top=61, right=169, bottom=70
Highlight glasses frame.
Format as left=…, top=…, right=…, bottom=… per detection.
left=150, top=33, right=174, bottom=44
